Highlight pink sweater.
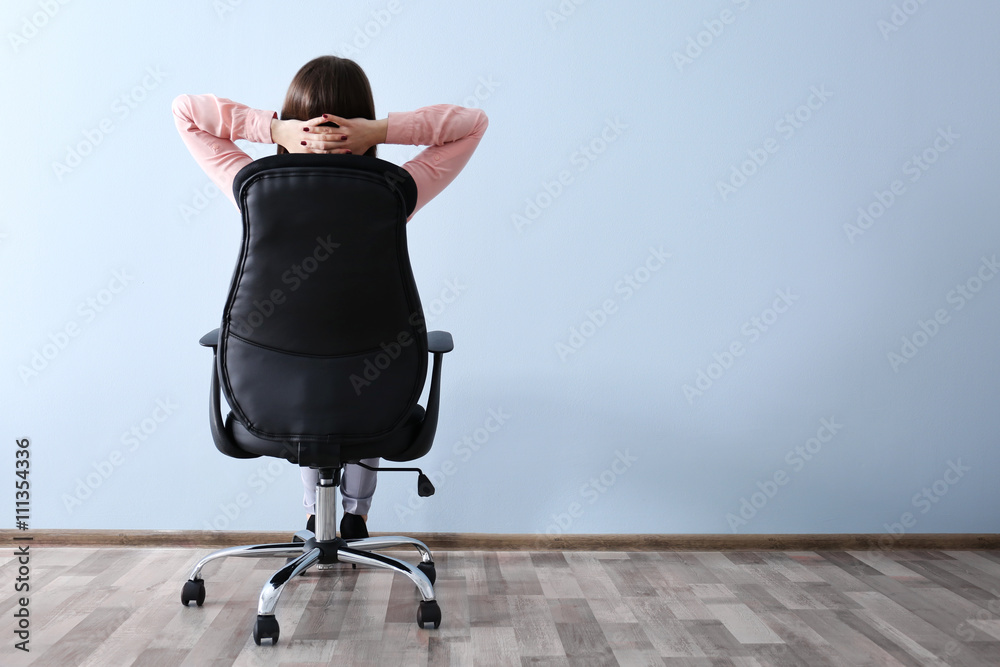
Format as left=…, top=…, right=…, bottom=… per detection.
left=172, top=94, right=488, bottom=220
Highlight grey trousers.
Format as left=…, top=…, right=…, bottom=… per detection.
left=300, top=458, right=379, bottom=516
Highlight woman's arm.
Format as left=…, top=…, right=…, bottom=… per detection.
left=171, top=94, right=277, bottom=209
left=174, top=95, right=488, bottom=218
left=320, top=105, right=489, bottom=221
left=388, top=105, right=489, bottom=220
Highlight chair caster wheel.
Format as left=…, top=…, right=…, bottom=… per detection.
left=417, top=600, right=441, bottom=629
left=418, top=561, right=436, bottom=585
left=181, top=579, right=205, bottom=607
left=253, top=615, right=279, bottom=645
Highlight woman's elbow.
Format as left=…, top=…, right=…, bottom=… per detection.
left=471, top=108, right=489, bottom=137
left=171, top=94, right=193, bottom=123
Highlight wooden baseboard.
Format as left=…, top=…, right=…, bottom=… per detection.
left=2, top=530, right=998, bottom=550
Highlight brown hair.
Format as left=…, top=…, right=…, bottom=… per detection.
left=278, top=56, right=377, bottom=157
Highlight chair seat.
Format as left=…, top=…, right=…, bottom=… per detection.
left=226, top=405, right=428, bottom=465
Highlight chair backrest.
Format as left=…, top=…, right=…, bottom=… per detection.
left=218, top=154, right=425, bottom=443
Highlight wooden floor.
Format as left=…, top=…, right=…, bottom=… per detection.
left=2, top=547, right=1000, bottom=666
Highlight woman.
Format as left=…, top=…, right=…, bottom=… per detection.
left=172, top=55, right=488, bottom=538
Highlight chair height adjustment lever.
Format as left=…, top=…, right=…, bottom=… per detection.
left=417, top=473, right=435, bottom=497
left=354, top=462, right=435, bottom=497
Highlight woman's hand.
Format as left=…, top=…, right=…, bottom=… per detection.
left=270, top=116, right=337, bottom=154
left=271, top=115, right=387, bottom=155
left=318, top=115, right=387, bottom=156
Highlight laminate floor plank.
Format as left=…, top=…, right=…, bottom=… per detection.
left=887, top=558, right=1000, bottom=604
left=496, top=552, right=545, bottom=596
left=564, top=552, right=627, bottom=600
left=535, top=563, right=587, bottom=599
left=130, top=647, right=193, bottom=666
left=877, top=580, right=1000, bottom=659
left=944, top=550, right=1000, bottom=580
left=586, top=594, right=641, bottom=625
left=794, top=608, right=908, bottom=667
left=834, top=607, right=933, bottom=667
left=847, top=551, right=934, bottom=581
left=704, top=602, right=784, bottom=644
left=757, top=609, right=848, bottom=667
left=743, top=563, right=829, bottom=610
left=553, top=621, right=617, bottom=665
left=623, top=599, right=706, bottom=657
left=32, top=606, right=133, bottom=666
left=659, top=585, right=718, bottom=621
left=601, top=557, right=659, bottom=598
left=426, top=635, right=468, bottom=667
left=926, top=558, right=1000, bottom=598
left=471, top=625, right=521, bottom=666
left=731, top=582, right=792, bottom=615
left=508, top=593, right=565, bottom=658
left=5, top=547, right=1000, bottom=666
left=758, top=551, right=827, bottom=584
left=79, top=598, right=186, bottom=667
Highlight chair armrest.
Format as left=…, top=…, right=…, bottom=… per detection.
left=386, top=332, right=453, bottom=462
left=202, top=334, right=260, bottom=460
left=427, top=330, right=454, bottom=353
left=199, top=328, right=220, bottom=349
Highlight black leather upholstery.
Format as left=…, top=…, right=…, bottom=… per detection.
left=203, top=154, right=446, bottom=468
left=227, top=405, right=427, bottom=463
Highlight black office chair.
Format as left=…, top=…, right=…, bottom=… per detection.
left=179, top=154, right=452, bottom=645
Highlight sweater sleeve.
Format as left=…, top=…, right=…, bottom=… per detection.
left=386, top=105, right=489, bottom=221
left=172, top=94, right=277, bottom=208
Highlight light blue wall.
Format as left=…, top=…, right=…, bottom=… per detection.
left=3, top=0, right=998, bottom=536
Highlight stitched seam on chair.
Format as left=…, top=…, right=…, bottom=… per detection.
left=226, top=331, right=418, bottom=360
left=393, top=202, right=429, bottom=419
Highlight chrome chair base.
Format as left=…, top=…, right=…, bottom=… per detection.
left=180, top=474, right=441, bottom=645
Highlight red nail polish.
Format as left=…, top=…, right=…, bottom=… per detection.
left=303, top=127, right=309, bottom=132
left=345, top=150, right=352, bottom=154
left=301, top=141, right=306, bottom=146
left=323, top=114, right=328, bottom=119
